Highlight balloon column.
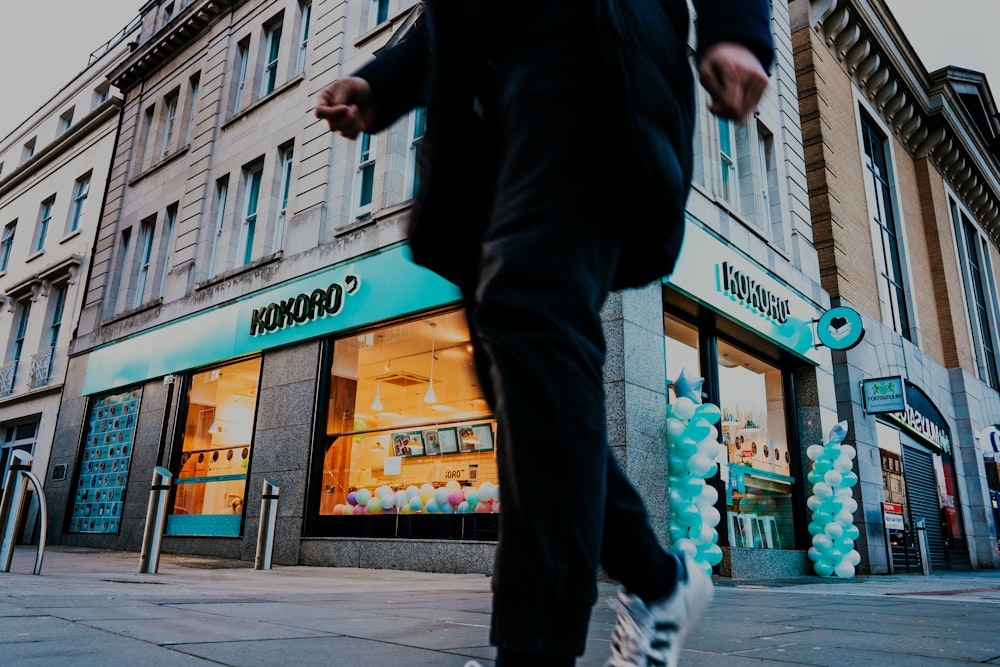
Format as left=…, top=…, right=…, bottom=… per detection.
left=805, top=421, right=861, bottom=578
left=667, top=368, right=726, bottom=576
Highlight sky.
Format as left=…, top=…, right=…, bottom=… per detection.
left=0, top=1, right=998, bottom=141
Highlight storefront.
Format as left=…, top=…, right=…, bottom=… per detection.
left=875, top=382, right=969, bottom=572
left=662, top=219, right=830, bottom=576
left=54, top=244, right=503, bottom=563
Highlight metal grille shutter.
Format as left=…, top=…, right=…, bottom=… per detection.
left=902, top=445, right=949, bottom=571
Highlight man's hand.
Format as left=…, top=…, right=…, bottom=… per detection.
left=315, top=76, right=376, bottom=139
left=697, top=43, right=769, bottom=123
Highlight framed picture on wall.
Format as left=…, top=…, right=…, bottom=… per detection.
left=472, top=424, right=494, bottom=451
left=423, top=429, right=441, bottom=455
left=458, top=426, right=477, bottom=452
left=437, top=427, right=459, bottom=454
left=392, top=433, right=409, bottom=457
left=403, top=431, right=425, bottom=457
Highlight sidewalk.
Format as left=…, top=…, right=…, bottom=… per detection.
left=1, top=545, right=998, bottom=666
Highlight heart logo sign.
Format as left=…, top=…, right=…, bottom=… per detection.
left=816, top=306, right=865, bottom=351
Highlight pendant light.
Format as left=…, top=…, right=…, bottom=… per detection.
left=424, top=321, right=438, bottom=404
left=370, top=334, right=384, bottom=412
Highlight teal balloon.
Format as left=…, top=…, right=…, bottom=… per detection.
left=814, top=561, right=835, bottom=577
left=704, top=462, right=719, bottom=478
left=841, top=471, right=859, bottom=487
left=672, top=437, right=698, bottom=458
left=807, top=546, right=823, bottom=562
left=824, top=548, right=844, bottom=565
left=813, top=511, right=833, bottom=525
left=669, top=523, right=687, bottom=543
left=693, top=403, right=722, bottom=424
left=835, top=538, right=854, bottom=553
left=813, top=460, right=833, bottom=474
left=671, top=368, right=705, bottom=403
left=807, top=470, right=825, bottom=485
left=684, top=419, right=713, bottom=442
left=674, top=503, right=702, bottom=527
left=808, top=521, right=826, bottom=535
left=668, top=454, right=688, bottom=475
left=699, top=544, right=724, bottom=566
left=843, top=524, right=861, bottom=541
left=677, top=475, right=706, bottom=498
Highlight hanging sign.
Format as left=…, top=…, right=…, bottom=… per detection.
left=816, top=306, right=865, bottom=351
left=862, top=375, right=905, bottom=414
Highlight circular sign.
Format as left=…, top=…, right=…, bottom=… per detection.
left=817, top=306, right=865, bottom=350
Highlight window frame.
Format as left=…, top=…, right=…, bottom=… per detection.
left=260, top=20, right=283, bottom=97
left=274, top=144, right=294, bottom=252
left=133, top=217, right=157, bottom=309
left=34, top=196, right=55, bottom=252
left=296, top=1, right=311, bottom=74
left=0, top=221, right=16, bottom=272
left=208, top=178, right=229, bottom=277
left=239, top=163, right=264, bottom=266
left=68, top=172, right=91, bottom=234
left=355, top=132, right=376, bottom=218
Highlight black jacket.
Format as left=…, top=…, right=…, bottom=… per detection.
left=357, top=0, right=774, bottom=291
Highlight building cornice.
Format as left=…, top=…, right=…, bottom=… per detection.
left=808, top=0, right=1000, bottom=242
left=110, top=0, right=249, bottom=91
left=0, top=98, right=121, bottom=199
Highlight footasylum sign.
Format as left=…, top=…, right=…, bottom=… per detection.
left=862, top=375, right=905, bottom=414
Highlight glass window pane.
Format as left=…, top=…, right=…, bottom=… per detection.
left=664, top=314, right=700, bottom=403
left=321, top=310, right=498, bottom=518
left=717, top=340, right=793, bottom=550
left=169, top=357, right=261, bottom=535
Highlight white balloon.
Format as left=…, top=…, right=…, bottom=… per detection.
left=835, top=510, right=855, bottom=525
left=812, top=534, right=833, bottom=550
left=700, top=505, right=721, bottom=528
left=806, top=445, right=825, bottom=461
left=842, top=498, right=858, bottom=513
left=833, top=456, right=854, bottom=472
left=824, top=522, right=843, bottom=539
left=846, top=549, right=862, bottom=566
left=840, top=444, right=857, bottom=460
left=835, top=487, right=854, bottom=499
left=687, top=453, right=714, bottom=477
left=666, top=418, right=686, bottom=441
left=813, top=482, right=833, bottom=498
left=695, top=484, right=719, bottom=507
left=672, top=397, right=696, bottom=421
left=834, top=561, right=855, bottom=578
left=824, top=470, right=843, bottom=487
left=675, top=537, right=698, bottom=559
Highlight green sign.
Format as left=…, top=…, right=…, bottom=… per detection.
left=816, top=306, right=865, bottom=350
left=862, top=376, right=905, bottom=414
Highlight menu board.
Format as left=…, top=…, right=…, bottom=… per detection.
left=69, top=388, right=143, bottom=533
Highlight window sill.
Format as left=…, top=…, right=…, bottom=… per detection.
left=25, top=249, right=45, bottom=264
left=103, top=297, right=164, bottom=328
left=129, top=144, right=190, bottom=187
left=59, top=228, right=83, bottom=245
left=221, top=74, right=304, bottom=131
left=334, top=200, right=412, bottom=238
left=195, top=250, right=283, bottom=292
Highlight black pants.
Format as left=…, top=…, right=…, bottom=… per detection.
left=460, top=1, right=676, bottom=657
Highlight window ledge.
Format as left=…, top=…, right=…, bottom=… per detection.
left=195, top=250, right=283, bottom=292
left=129, top=144, right=190, bottom=187
left=59, top=228, right=83, bottom=245
left=25, top=249, right=45, bottom=264
left=334, top=201, right=412, bottom=238
left=221, top=75, right=304, bottom=132
left=102, top=297, right=163, bottom=328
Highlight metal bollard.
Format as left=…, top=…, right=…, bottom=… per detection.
left=255, top=480, right=280, bottom=570
left=915, top=517, right=932, bottom=575
left=138, top=467, right=173, bottom=574
left=0, top=450, right=33, bottom=572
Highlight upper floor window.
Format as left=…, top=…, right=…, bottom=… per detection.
left=111, top=228, right=132, bottom=315
left=261, top=20, right=283, bottom=97
left=34, top=197, right=55, bottom=252
left=0, top=222, right=15, bottom=272
left=208, top=177, right=229, bottom=277
left=296, top=1, right=312, bottom=74
left=21, top=138, right=36, bottom=164
left=158, top=203, right=178, bottom=298
left=860, top=110, right=910, bottom=339
left=183, top=73, right=200, bottom=145
left=68, top=173, right=91, bottom=234
left=232, top=38, right=251, bottom=114
left=93, top=82, right=111, bottom=108
left=160, top=91, right=179, bottom=158
left=356, top=133, right=375, bottom=217
left=407, top=108, right=426, bottom=198
left=718, top=118, right=737, bottom=204
left=133, top=217, right=157, bottom=308
left=240, top=162, right=264, bottom=266
left=952, top=197, right=1000, bottom=389
left=46, top=282, right=67, bottom=351
left=370, top=0, right=390, bottom=28
left=274, top=144, right=294, bottom=251
left=138, top=106, right=156, bottom=170
left=7, top=299, right=32, bottom=387
left=161, top=2, right=175, bottom=27
left=58, top=107, right=75, bottom=134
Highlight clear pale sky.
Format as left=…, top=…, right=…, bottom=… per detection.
left=0, top=1, right=998, bottom=141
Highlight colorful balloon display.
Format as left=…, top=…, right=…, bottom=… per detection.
left=334, top=481, right=500, bottom=516
left=805, top=421, right=861, bottom=578
left=667, top=368, right=724, bottom=576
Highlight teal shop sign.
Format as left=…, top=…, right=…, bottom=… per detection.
left=82, top=245, right=461, bottom=395
left=816, top=306, right=865, bottom=350
left=665, top=218, right=823, bottom=363
left=862, top=375, right=905, bottom=414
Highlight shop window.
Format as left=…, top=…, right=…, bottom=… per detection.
left=664, top=313, right=700, bottom=402
left=167, top=357, right=261, bottom=536
left=68, top=389, right=142, bottom=533
left=0, top=421, right=37, bottom=492
left=312, top=310, right=499, bottom=539
left=717, top=340, right=793, bottom=550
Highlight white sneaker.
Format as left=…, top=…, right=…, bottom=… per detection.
left=605, top=551, right=714, bottom=666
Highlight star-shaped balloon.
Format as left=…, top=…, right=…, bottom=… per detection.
left=671, top=367, right=704, bottom=404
